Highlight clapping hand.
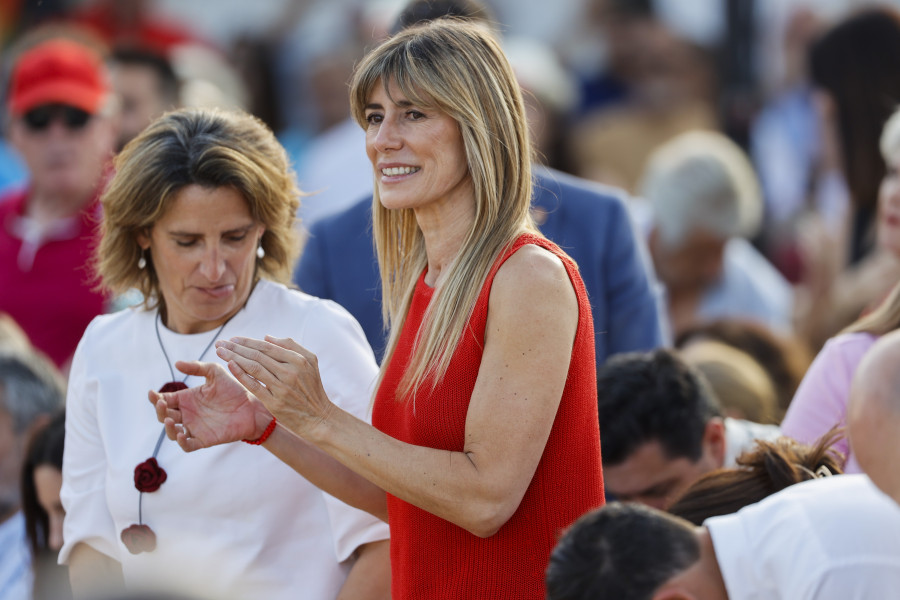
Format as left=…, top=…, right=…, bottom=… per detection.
left=150, top=360, right=274, bottom=452
left=215, top=335, right=335, bottom=440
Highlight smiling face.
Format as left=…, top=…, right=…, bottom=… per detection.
left=364, top=80, right=473, bottom=216
left=138, top=185, right=264, bottom=333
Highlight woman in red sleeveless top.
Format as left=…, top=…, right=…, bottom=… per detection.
left=153, top=20, right=605, bottom=599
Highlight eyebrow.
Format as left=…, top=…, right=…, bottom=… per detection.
left=365, top=99, right=414, bottom=111
left=168, top=223, right=255, bottom=237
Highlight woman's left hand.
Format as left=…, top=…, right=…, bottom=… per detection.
left=150, top=360, right=271, bottom=451
left=215, top=336, right=336, bottom=438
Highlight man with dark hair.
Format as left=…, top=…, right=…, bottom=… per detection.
left=547, top=475, right=900, bottom=599
left=0, top=350, right=65, bottom=600
left=546, top=503, right=700, bottom=600
left=598, top=349, right=778, bottom=508
left=109, top=46, right=179, bottom=150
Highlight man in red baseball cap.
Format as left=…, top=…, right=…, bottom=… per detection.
left=0, top=31, right=119, bottom=370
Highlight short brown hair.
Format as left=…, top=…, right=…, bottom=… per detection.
left=96, top=107, right=301, bottom=309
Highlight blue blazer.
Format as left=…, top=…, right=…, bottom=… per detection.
left=294, top=167, right=667, bottom=367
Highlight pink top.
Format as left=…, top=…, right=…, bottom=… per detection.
left=781, top=332, right=878, bottom=473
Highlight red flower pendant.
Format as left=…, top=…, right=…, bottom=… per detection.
left=158, top=381, right=188, bottom=394
left=121, top=524, right=157, bottom=554
left=122, top=381, right=187, bottom=555
left=134, top=457, right=167, bottom=492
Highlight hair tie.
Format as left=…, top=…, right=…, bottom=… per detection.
left=815, top=465, right=834, bottom=478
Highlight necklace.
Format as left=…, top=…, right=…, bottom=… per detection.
left=120, top=313, right=231, bottom=555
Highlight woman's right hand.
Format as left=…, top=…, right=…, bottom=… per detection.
left=149, top=360, right=273, bottom=452
left=214, top=336, right=337, bottom=441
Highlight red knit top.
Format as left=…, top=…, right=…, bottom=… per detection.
left=372, top=233, right=604, bottom=599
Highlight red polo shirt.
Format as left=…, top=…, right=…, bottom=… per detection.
left=0, top=188, right=107, bottom=367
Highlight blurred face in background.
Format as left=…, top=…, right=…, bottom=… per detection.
left=603, top=420, right=726, bottom=510
left=878, top=151, right=900, bottom=256
left=603, top=439, right=721, bottom=510
left=0, top=405, right=24, bottom=521
left=650, top=227, right=727, bottom=292
left=111, top=62, right=172, bottom=151
left=8, top=103, right=116, bottom=203
left=33, top=465, right=64, bottom=551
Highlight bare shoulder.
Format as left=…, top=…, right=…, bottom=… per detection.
left=490, top=243, right=576, bottom=312
left=494, top=243, right=570, bottom=288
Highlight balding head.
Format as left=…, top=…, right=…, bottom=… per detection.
left=848, top=330, right=900, bottom=503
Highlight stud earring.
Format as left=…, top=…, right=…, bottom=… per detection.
left=256, top=244, right=265, bottom=259
left=138, top=249, right=147, bottom=270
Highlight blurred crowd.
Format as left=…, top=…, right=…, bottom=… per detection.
left=3, top=0, right=900, bottom=598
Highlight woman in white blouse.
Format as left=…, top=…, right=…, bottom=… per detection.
left=60, top=108, right=390, bottom=600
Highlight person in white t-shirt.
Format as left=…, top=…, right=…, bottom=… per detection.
left=60, top=108, right=389, bottom=600
left=547, top=474, right=900, bottom=600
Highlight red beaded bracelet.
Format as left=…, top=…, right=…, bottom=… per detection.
left=242, top=417, right=277, bottom=445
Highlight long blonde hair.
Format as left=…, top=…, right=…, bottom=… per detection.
left=349, top=19, right=538, bottom=398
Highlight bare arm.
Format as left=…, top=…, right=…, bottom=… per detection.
left=336, top=539, right=391, bottom=600
left=261, top=421, right=389, bottom=521
left=68, top=543, right=124, bottom=599
left=217, top=245, right=578, bottom=537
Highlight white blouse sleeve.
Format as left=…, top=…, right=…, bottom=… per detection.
left=59, top=321, right=120, bottom=564
left=302, top=300, right=390, bottom=561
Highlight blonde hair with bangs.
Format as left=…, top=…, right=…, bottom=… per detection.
left=96, top=107, right=301, bottom=310
left=350, top=19, right=538, bottom=398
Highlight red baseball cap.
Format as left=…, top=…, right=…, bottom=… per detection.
left=8, top=38, right=110, bottom=116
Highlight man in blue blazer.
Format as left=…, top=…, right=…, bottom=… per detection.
left=294, top=165, right=668, bottom=367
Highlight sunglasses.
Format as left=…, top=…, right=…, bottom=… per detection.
left=22, top=105, right=92, bottom=131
